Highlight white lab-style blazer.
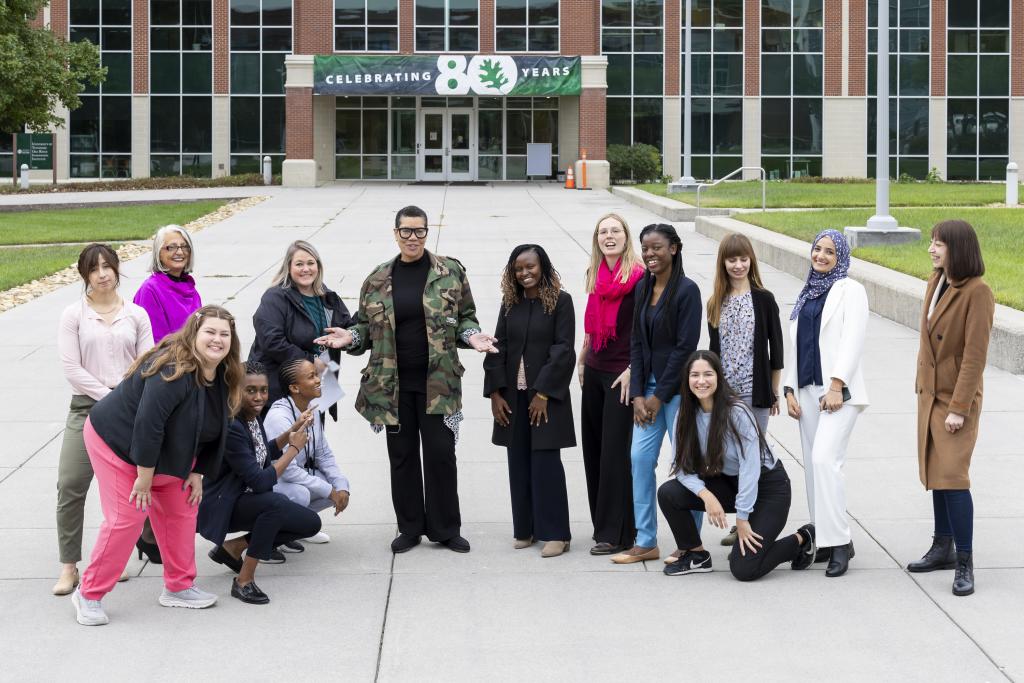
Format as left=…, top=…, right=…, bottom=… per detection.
left=783, top=278, right=870, bottom=407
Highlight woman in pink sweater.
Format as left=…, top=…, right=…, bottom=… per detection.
left=134, top=225, right=203, bottom=342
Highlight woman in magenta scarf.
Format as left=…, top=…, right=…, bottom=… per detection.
left=134, top=225, right=203, bottom=343
left=131, top=224, right=203, bottom=563
left=577, top=213, right=645, bottom=555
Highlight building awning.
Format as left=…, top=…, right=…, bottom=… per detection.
left=312, top=55, right=581, bottom=97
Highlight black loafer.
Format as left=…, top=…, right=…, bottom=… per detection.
left=440, top=535, right=471, bottom=553
left=590, top=542, right=627, bottom=556
left=208, top=546, right=243, bottom=574
left=231, top=579, right=269, bottom=605
left=391, top=533, right=421, bottom=554
left=826, top=541, right=855, bottom=578
left=259, top=549, right=286, bottom=564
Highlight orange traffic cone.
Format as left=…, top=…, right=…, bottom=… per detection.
left=565, top=166, right=575, bottom=189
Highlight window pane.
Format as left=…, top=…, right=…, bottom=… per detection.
left=792, top=98, right=822, bottom=153
left=416, top=0, right=444, bottom=23
left=151, top=27, right=179, bottom=49
left=231, top=155, right=260, bottom=173
left=182, top=0, right=211, bottom=25
left=263, top=0, right=291, bottom=25
left=391, top=155, right=416, bottom=179
left=448, top=27, right=478, bottom=50
left=231, top=27, right=261, bottom=50
left=231, top=53, right=259, bottom=93
left=713, top=97, right=742, bottom=154
left=335, top=0, right=364, bottom=24
left=335, top=109, right=361, bottom=153
left=714, top=0, right=742, bottom=27
left=231, top=0, right=259, bottom=25
left=367, top=0, right=397, bottom=23
left=761, top=54, right=790, bottom=95
left=602, top=0, right=630, bottom=27
left=601, top=29, right=630, bottom=51
left=362, top=109, right=387, bottom=154
left=978, top=98, right=1008, bottom=154
left=182, top=96, right=211, bottom=152
left=634, top=29, right=661, bottom=52
left=72, top=27, right=101, bottom=45
left=183, top=26, right=212, bottom=49
left=978, top=55, right=1008, bottom=95
left=900, top=0, right=928, bottom=27
left=690, top=97, right=711, bottom=154
left=979, top=30, right=1008, bottom=52
left=231, top=97, right=260, bottom=152
left=947, top=30, right=976, bottom=53
left=899, top=29, right=928, bottom=52
left=713, top=156, right=741, bottom=178
left=102, top=27, right=131, bottom=50
left=690, top=53, right=711, bottom=95
left=478, top=109, right=502, bottom=154
left=633, top=54, right=662, bottom=95
left=497, top=27, right=526, bottom=51
left=336, top=155, right=360, bottom=178
left=262, top=97, right=285, bottom=153
left=102, top=0, right=131, bottom=26
left=367, top=27, right=397, bottom=49
left=606, top=54, right=630, bottom=95
left=793, top=28, right=821, bottom=51
left=899, top=54, right=928, bottom=95
left=793, top=53, right=822, bottom=95
left=182, top=154, right=211, bottom=178
left=947, top=55, right=977, bottom=96
left=102, top=53, right=131, bottom=93
left=262, top=53, right=286, bottom=93
left=978, top=157, right=1007, bottom=180
left=761, top=98, right=790, bottom=153
left=793, top=0, right=822, bottom=27
left=898, top=98, right=928, bottom=155
left=979, top=0, right=1009, bottom=27
left=713, top=54, right=742, bottom=95
left=151, top=97, right=180, bottom=152
left=946, top=99, right=976, bottom=155
left=633, top=0, right=662, bottom=27
left=70, top=96, right=100, bottom=153
left=761, top=0, right=791, bottom=27
left=606, top=98, right=630, bottom=146
left=529, top=0, right=558, bottom=25
left=529, top=27, right=558, bottom=51
left=713, top=29, right=742, bottom=52
left=335, top=27, right=365, bottom=50
left=691, top=0, right=711, bottom=25
left=947, top=157, right=975, bottom=180
left=151, top=53, right=180, bottom=93
left=71, top=0, right=100, bottom=25
left=150, top=155, right=181, bottom=176
left=391, top=109, right=416, bottom=153
left=762, top=28, right=790, bottom=52
left=182, top=52, right=211, bottom=93
left=449, top=0, right=478, bottom=25
left=151, top=0, right=178, bottom=25
left=415, top=27, right=444, bottom=50
left=497, top=0, right=526, bottom=24
left=262, top=28, right=291, bottom=50
left=633, top=97, right=662, bottom=149
left=506, top=110, right=530, bottom=154
left=478, top=155, right=502, bottom=180
left=948, top=0, right=976, bottom=27
left=101, top=96, right=131, bottom=152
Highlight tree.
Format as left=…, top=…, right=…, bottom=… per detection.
left=0, top=0, right=105, bottom=133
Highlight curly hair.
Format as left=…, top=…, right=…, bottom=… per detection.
left=499, top=244, right=561, bottom=315
left=244, top=359, right=266, bottom=376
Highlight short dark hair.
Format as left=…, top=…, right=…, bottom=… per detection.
left=395, top=205, right=428, bottom=230
left=77, top=243, right=120, bottom=287
left=931, top=220, right=985, bottom=281
left=243, top=359, right=266, bottom=377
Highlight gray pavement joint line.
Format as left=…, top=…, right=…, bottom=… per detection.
left=524, top=187, right=592, bottom=256
left=431, top=184, right=449, bottom=254
left=0, top=429, right=64, bottom=484
left=373, top=546, right=398, bottom=683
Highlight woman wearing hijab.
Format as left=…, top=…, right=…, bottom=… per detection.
left=782, top=229, right=869, bottom=578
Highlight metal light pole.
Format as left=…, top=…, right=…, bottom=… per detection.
left=678, top=0, right=696, bottom=188
left=866, top=0, right=897, bottom=230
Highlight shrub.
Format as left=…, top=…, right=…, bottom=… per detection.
left=608, top=143, right=663, bottom=184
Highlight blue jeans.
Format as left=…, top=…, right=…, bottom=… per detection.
left=630, top=377, right=703, bottom=548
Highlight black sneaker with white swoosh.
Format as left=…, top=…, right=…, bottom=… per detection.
left=663, top=550, right=713, bottom=576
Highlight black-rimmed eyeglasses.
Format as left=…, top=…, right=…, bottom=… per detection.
left=396, top=227, right=428, bottom=240
left=163, top=244, right=192, bottom=253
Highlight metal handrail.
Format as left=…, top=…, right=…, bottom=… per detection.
left=695, top=166, right=767, bottom=216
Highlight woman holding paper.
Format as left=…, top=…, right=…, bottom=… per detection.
left=263, top=358, right=351, bottom=544
left=249, top=240, right=352, bottom=418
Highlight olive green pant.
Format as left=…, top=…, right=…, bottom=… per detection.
left=56, top=395, right=97, bottom=564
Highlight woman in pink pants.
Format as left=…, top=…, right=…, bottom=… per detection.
left=72, top=305, right=244, bottom=626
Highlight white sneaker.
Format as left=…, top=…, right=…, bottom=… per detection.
left=302, top=531, right=330, bottom=544
left=72, top=589, right=109, bottom=626
left=159, top=584, right=218, bottom=609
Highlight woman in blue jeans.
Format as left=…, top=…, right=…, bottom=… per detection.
left=612, top=224, right=703, bottom=565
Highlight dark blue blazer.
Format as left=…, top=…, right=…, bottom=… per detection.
left=198, top=418, right=283, bottom=546
left=629, top=275, right=702, bottom=403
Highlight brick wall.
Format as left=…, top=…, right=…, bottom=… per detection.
left=848, top=0, right=865, bottom=96
left=579, top=87, right=605, bottom=159
left=51, top=0, right=68, bottom=40
left=286, top=87, right=314, bottom=157
left=1012, top=0, right=1023, bottom=96
left=560, top=0, right=598, bottom=56
left=213, top=0, right=228, bottom=94
left=296, top=0, right=332, bottom=54
left=930, top=0, right=945, bottom=96
left=824, top=0, right=841, bottom=95
left=665, top=0, right=679, bottom=96
left=479, top=0, right=494, bottom=53
left=28, top=7, right=44, bottom=28
left=132, top=0, right=148, bottom=93
left=399, top=0, right=414, bottom=54
left=743, top=0, right=759, bottom=96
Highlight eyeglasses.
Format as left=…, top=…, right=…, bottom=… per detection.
left=163, top=244, right=191, bottom=254
left=395, top=227, right=428, bottom=240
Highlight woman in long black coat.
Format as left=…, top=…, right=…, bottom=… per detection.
left=249, top=240, right=352, bottom=419
left=484, top=245, right=575, bottom=558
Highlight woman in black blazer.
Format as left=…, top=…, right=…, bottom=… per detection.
left=613, top=224, right=703, bottom=565
left=484, top=245, right=576, bottom=558
left=249, top=240, right=352, bottom=417
left=707, top=233, right=784, bottom=434
left=199, top=361, right=322, bottom=604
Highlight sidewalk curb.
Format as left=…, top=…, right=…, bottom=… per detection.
left=695, top=214, right=1024, bottom=375
left=610, top=186, right=732, bottom=221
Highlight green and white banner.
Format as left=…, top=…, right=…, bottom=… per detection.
left=313, top=55, right=581, bottom=97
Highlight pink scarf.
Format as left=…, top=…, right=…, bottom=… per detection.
left=585, top=259, right=644, bottom=352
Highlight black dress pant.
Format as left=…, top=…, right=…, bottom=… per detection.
left=580, top=365, right=635, bottom=547
left=507, top=391, right=571, bottom=542
left=227, top=491, right=322, bottom=561
left=386, top=390, right=461, bottom=542
left=657, top=463, right=800, bottom=582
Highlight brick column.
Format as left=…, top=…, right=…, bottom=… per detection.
left=579, top=56, right=607, bottom=160
left=51, top=0, right=68, bottom=40
left=132, top=0, right=148, bottom=93
left=664, top=0, right=680, bottom=97
left=848, top=0, right=866, bottom=96
left=743, top=0, right=759, bottom=96
left=296, top=0, right=333, bottom=54
left=479, top=0, right=494, bottom=54
left=400, top=0, right=414, bottom=54
left=1012, top=0, right=1024, bottom=97
left=286, top=88, right=314, bottom=158
left=930, top=0, right=946, bottom=96
left=824, top=0, right=841, bottom=96
left=560, top=0, right=598, bottom=56
left=214, top=0, right=229, bottom=94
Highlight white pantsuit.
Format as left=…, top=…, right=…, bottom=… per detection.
left=784, top=278, right=870, bottom=548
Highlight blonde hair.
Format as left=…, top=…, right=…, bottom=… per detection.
left=707, top=233, right=765, bottom=328
left=271, top=240, right=326, bottom=296
left=125, top=304, right=245, bottom=416
left=585, top=213, right=642, bottom=293
left=150, top=225, right=195, bottom=274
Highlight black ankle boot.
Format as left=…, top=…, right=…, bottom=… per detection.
left=952, top=551, right=974, bottom=596
left=826, top=541, right=855, bottom=578
left=907, top=535, right=956, bottom=573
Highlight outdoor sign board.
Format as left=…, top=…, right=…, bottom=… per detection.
left=314, top=55, right=581, bottom=97
left=16, top=133, right=54, bottom=171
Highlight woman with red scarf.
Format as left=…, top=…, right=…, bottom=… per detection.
left=577, top=214, right=645, bottom=555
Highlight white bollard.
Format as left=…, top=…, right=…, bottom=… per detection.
left=1007, top=162, right=1019, bottom=207
left=262, top=155, right=272, bottom=186
left=19, top=163, right=29, bottom=190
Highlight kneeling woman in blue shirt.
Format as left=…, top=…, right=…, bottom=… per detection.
left=658, top=351, right=816, bottom=580
left=199, top=361, right=322, bottom=603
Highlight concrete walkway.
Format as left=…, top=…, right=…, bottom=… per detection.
left=1, top=184, right=1021, bottom=681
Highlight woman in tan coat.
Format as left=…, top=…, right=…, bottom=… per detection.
left=909, top=220, right=994, bottom=597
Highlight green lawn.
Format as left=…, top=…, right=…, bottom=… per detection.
left=638, top=180, right=1008, bottom=208
left=734, top=208, right=1024, bottom=310
left=0, top=201, right=225, bottom=245
left=0, top=245, right=102, bottom=291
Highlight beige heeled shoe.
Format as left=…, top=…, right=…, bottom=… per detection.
left=514, top=537, right=534, bottom=549
left=541, top=540, right=570, bottom=558
left=52, top=568, right=80, bottom=596
left=118, top=569, right=130, bottom=582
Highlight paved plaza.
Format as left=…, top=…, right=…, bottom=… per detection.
left=1, top=184, right=1021, bottom=681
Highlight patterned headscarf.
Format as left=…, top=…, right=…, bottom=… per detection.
left=790, top=229, right=851, bottom=320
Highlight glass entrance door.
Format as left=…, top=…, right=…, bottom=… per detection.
left=417, top=109, right=475, bottom=181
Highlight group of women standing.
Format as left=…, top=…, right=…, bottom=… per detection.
left=54, top=207, right=994, bottom=626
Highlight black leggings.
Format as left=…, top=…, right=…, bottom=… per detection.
left=657, top=463, right=801, bottom=582
left=228, top=491, right=322, bottom=560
